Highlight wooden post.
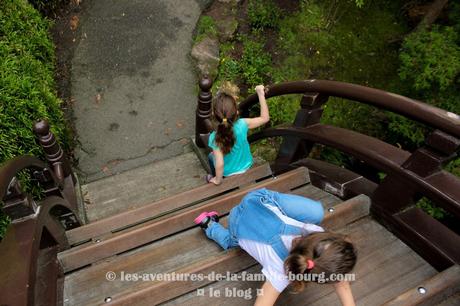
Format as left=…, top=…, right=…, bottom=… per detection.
left=372, top=130, right=460, bottom=216
left=402, top=130, right=460, bottom=177
left=195, top=75, right=213, bottom=148
left=273, top=92, right=328, bottom=173
left=2, top=177, right=37, bottom=220
left=33, top=120, right=73, bottom=183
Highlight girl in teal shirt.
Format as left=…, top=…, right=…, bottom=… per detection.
left=207, top=82, right=269, bottom=185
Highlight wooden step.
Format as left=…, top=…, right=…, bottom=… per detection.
left=381, top=265, right=460, bottom=306
left=162, top=217, right=437, bottom=306
left=67, top=195, right=370, bottom=305
left=67, top=164, right=272, bottom=245
left=62, top=183, right=343, bottom=305
left=59, top=167, right=307, bottom=272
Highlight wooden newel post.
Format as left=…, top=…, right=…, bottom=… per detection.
left=195, top=75, right=213, bottom=148
left=33, top=120, right=73, bottom=183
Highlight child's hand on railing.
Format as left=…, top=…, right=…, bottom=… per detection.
left=255, top=85, right=265, bottom=96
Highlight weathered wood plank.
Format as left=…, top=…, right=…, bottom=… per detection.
left=321, top=194, right=370, bottom=230
left=63, top=225, right=228, bottom=305
left=161, top=217, right=435, bottom=306
left=60, top=167, right=308, bottom=272
left=381, top=265, right=460, bottom=306
left=67, top=164, right=272, bottom=245
left=75, top=194, right=370, bottom=305
left=436, top=293, right=460, bottom=306
left=63, top=185, right=343, bottom=305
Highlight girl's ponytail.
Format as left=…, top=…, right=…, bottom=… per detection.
left=285, top=250, right=315, bottom=292
left=213, top=82, right=239, bottom=154
left=215, top=118, right=235, bottom=154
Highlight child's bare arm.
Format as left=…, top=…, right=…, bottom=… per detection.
left=254, top=281, right=280, bottom=306
left=245, top=85, right=270, bottom=129
left=334, top=281, right=355, bottom=306
left=209, top=149, right=224, bottom=185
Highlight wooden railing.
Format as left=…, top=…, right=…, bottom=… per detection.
left=0, top=120, right=81, bottom=305
left=195, top=78, right=460, bottom=271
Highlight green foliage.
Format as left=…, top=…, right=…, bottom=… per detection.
left=266, top=95, right=299, bottom=127
left=416, top=197, right=447, bottom=220
left=239, top=35, right=272, bottom=88
left=194, top=15, right=218, bottom=42
left=218, top=43, right=240, bottom=82
left=247, top=0, right=280, bottom=30
left=353, top=0, right=365, bottom=8
left=0, top=0, right=69, bottom=237
left=0, top=211, right=10, bottom=240
left=217, top=35, right=272, bottom=89
left=27, top=0, right=66, bottom=16
left=399, top=26, right=460, bottom=91
left=0, top=0, right=68, bottom=160
left=389, top=21, right=460, bottom=151
left=275, top=1, right=406, bottom=137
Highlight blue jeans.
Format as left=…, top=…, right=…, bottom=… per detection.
left=205, top=192, right=324, bottom=250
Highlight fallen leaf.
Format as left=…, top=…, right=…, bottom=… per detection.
left=176, top=121, right=184, bottom=128
left=72, top=0, right=81, bottom=5
left=95, top=93, right=102, bottom=104
left=101, top=166, right=110, bottom=173
left=70, top=15, right=79, bottom=31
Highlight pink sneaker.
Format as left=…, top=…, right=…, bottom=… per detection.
left=194, top=211, right=219, bottom=229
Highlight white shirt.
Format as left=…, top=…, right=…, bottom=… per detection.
left=238, top=205, right=324, bottom=292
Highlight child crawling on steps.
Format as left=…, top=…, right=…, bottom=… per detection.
left=195, top=188, right=357, bottom=306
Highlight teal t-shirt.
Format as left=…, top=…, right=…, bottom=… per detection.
left=208, top=118, right=253, bottom=176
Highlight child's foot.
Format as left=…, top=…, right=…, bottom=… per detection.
left=205, top=174, right=213, bottom=183
left=194, top=211, right=219, bottom=229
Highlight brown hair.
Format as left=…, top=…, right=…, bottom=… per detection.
left=213, top=82, right=240, bottom=155
left=284, top=232, right=357, bottom=292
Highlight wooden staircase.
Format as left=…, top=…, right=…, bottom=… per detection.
left=2, top=80, right=460, bottom=306
left=60, top=164, right=460, bottom=306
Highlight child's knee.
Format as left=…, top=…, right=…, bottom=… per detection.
left=303, top=201, right=324, bottom=225
left=310, top=204, right=324, bottom=224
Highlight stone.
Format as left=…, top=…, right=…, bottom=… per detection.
left=215, top=15, right=238, bottom=41
left=191, top=36, right=220, bottom=80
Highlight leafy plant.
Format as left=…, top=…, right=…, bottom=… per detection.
left=27, top=0, right=67, bottom=16
left=239, top=35, right=272, bottom=88
left=416, top=197, right=447, bottom=220
left=194, top=15, right=218, bottom=42
left=247, top=0, right=280, bottom=30
left=399, top=26, right=460, bottom=91
left=0, top=0, right=70, bottom=237
left=0, top=211, right=10, bottom=240
left=217, top=34, right=273, bottom=90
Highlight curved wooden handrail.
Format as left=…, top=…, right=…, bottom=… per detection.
left=248, top=124, right=460, bottom=218
left=239, top=80, right=460, bottom=138
left=0, top=196, right=71, bottom=305
left=0, top=155, right=60, bottom=200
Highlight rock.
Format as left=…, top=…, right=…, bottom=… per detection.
left=210, top=0, right=239, bottom=41
left=215, top=15, right=238, bottom=41
left=191, top=36, right=220, bottom=80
